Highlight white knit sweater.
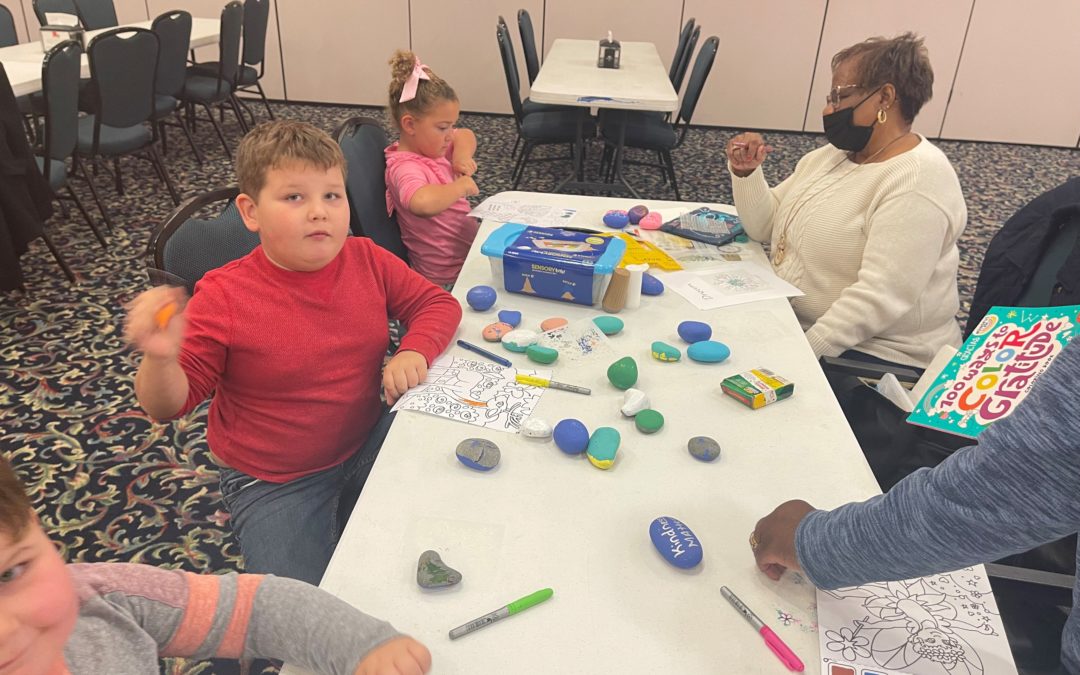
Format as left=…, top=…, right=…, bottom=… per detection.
left=731, top=136, right=966, bottom=368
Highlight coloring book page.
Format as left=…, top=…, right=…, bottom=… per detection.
left=816, top=566, right=1017, bottom=675
left=659, top=262, right=804, bottom=311
left=391, top=357, right=548, bottom=433
left=467, top=198, right=577, bottom=229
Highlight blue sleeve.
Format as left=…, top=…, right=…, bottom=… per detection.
left=797, top=338, right=1080, bottom=589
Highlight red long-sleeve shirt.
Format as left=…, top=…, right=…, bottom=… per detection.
left=174, top=237, right=461, bottom=482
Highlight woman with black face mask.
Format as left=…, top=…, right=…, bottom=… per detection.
left=725, top=33, right=966, bottom=372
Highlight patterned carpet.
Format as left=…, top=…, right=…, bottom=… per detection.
left=3, top=100, right=1079, bottom=673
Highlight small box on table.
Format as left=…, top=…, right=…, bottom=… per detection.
left=721, top=368, right=794, bottom=409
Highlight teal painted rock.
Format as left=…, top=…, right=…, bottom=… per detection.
left=502, top=329, right=538, bottom=352
left=688, top=436, right=721, bottom=462
left=607, top=356, right=638, bottom=390
left=635, top=409, right=664, bottom=434
left=593, top=315, right=624, bottom=336
left=687, top=340, right=730, bottom=363
left=677, top=320, right=712, bottom=343
left=498, top=310, right=522, bottom=327
left=650, top=341, right=681, bottom=362
left=586, top=427, right=620, bottom=470
left=526, top=344, right=559, bottom=365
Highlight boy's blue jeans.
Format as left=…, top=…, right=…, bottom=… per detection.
left=216, top=409, right=395, bottom=586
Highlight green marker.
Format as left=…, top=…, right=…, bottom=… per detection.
left=448, top=588, right=553, bottom=640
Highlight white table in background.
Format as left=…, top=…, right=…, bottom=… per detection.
left=530, top=39, right=678, bottom=197
left=284, top=191, right=885, bottom=674
left=0, top=17, right=219, bottom=97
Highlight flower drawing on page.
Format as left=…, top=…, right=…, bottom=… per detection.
left=825, top=626, right=872, bottom=661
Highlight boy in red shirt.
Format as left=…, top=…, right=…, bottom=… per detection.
left=125, top=121, right=461, bottom=585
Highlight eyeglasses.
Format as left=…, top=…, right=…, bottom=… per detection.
left=826, top=84, right=862, bottom=108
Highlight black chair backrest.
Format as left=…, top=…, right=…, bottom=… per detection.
left=677, top=35, right=718, bottom=127
left=241, top=0, right=268, bottom=67
left=41, top=39, right=81, bottom=164
left=670, top=19, right=697, bottom=93
left=148, top=187, right=259, bottom=295
left=32, top=0, right=77, bottom=26
left=73, top=0, right=115, bottom=30
left=151, top=10, right=191, bottom=97
left=86, top=27, right=157, bottom=128
left=517, top=8, right=539, bottom=85
left=496, top=20, right=525, bottom=123
left=0, top=4, right=18, bottom=47
left=334, top=116, right=409, bottom=263
left=210, top=0, right=243, bottom=97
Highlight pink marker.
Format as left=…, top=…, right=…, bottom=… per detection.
left=720, top=585, right=805, bottom=672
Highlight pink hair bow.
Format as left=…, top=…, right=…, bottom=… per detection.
left=399, top=57, right=431, bottom=103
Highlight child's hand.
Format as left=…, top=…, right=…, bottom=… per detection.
left=124, top=286, right=188, bottom=361
left=452, top=156, right=477, bottom=177
left=383, top=350, right=429, bottom=406
left=455, top=175, right=479, bottom=198
left=750, top=499, right=815, bottom=580
left=353, top=636, right=431, bottom=675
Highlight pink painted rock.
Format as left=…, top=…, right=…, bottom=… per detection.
left=540, top=317, right=568, bottom=331
left=639, top=212, right=663, bottom=230
left=482, top=322, right=514, bottom=342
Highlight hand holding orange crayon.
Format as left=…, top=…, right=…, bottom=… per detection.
left=124, top=286, right=188, bottom=360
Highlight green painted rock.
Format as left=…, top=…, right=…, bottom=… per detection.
left=593, top=315, right=624, bottom=336
left=650, top=341, right=681, bottom=362
left=526, top=344, right=559, bottom=364
left=586, top=427, right=620, bottom=470
left=502, top=329, right=538, bottom=353
left=635, top=409, right=664, bottom=434
left=607, top=356, right=638, bottom=390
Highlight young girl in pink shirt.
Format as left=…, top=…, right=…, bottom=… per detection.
left=385, top=50, right=480, bottom=287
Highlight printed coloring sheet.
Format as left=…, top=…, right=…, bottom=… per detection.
left=659, top=262, right=804, bottom=311
left=816, top=566, right=1017, bottom=675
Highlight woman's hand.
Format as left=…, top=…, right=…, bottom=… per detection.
left=727, top=132, right=774, bottom=178
left=750, top=499, right=815, bottom=580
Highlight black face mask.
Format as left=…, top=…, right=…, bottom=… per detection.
left=822, top=88, right=881, bottom=152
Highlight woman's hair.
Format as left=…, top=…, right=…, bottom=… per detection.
left=387, top=50, right=458, bottom=130
left=0, top=456, right=32, bottom=538
left=831, top=32, right=934, bottom=122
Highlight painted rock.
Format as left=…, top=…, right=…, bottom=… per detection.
left=650, top=341, right=681, bottom=362
left=677, top=320, right=712, bottom=343
left=502, top=329, right=538, bottom=352
left=416, top=550, right=462, bottom=588
left=455, top=438, right=500, bottom=471
left=735, top=234, right=749, bottom=243
left=498, top=309, right=522, bottom=327
left=649, top=516, right=703, bottom=569
left=540, top=317, right=568, bottom=331
left=628, top=204, right=649, bottom=224
left=466, top=285, right=497, bottom=311
left=607, top=356, right=638, bottom=390
left=553, top=419, right=589, bottom=455
left=635, top=409, right=664, bottom=434
left=641, top=273, right=664, bottom=296
left=687, top=340, right=730, bottom=363
left=620, top=388, right=650, bottom=417
left=593, top=315, right=624, bottom=335
left=603, top=210, right=630, bottom=229
left=482, top=322, right=514, bottom=342
left=639, top=212, right=663, bottom=230
left=688, top=436, right=721, bottom=462
left=586, top=427, right=620, bottom=470
left=526, top=344, right=559, bottom=365
left=522, top=418, right=553, bottom=439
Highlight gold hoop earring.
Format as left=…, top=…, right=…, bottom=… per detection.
left=877, top=109, right=887, bottom=124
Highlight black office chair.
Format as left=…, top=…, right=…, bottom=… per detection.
left=0, top=3, right=18, bottom=46
left=31, top=0, right=77, bottom=25
left=334, top=116, right=409, bottom=263
left=192, top=0, right=273, bottom=124
left=150, top=10, right=203, bottom=165
left=180, top=0, right=247, bottom=159
left=598, top=35, right=718, bottom=200
left=146, top=187, right=258, bottom=295
left=72, top=0, right=115, bottom=30
left=78, top=27, right=180, bottom=228
left=37, top=39, right=107, bottom=247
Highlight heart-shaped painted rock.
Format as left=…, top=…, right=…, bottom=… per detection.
left=651, top=341, right=681, bottom=362
left=482, top=322, right=514, bottom=342
left=641, top=273, right=664, bottom=295
left=607, top=356, right=638, bottom=390
left=498, top=310, right=522, bottom=327
left=688, top=436, right=721, bottom=462
left=455, top=438, right=500, bottom=471
left=677, top=320, right=712, bottom=343
left=649, top=516, right=703, bottom=569
left=416, top=550, right=462, bottom=588
left=522, top=418, right=552, bottom=439
left=526, top=344, right=558, bottom=364
left=466, top=285, right=497, bottom=311
left=638, top=212, right=662, bottom=230
left=587, top=427, right=620, bottom=470
left=687, top=340, right=730, bottom=363
left=553, top=419, right=589, bottom=454
left=502, top=329, right=539, bottom=352
left=620, top=388, right=650, bottom=417
left=593, top=315, right=624, bottom=335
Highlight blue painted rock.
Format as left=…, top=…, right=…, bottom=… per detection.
left=620, top=388, right=650, bottom=417
left=455, top=438, right=500, bottom=471
left=593, top=315, right=624, bottom=335
left=522, top=418, right=552, bottom=439
left=466, top=285, right=497, bottom=311
left=526, top=344, right=559, bottom=364
left=502, top=329, right=538, bottom=352
left=417, top=550, right=462, bottom=588
left=482, top=322, right=514, bottom=342
left=650, top=341, right=681, bottom=362
left=586, top=427, right=620, bottom=470
left=603, top=210, right=630, bottom=229
left=649, top=516, right=703, bottom=569
left=688, top=436, right=721, bottom=462
left=687, top=340, right=730, bottom=363
left=641, top=273, right=664, bottom=296
left=553, top=419, right=589, bottom=454
left=639, top=211, right=662, bottom=230
left=628, top=204, right=649, bottom=224
left=635, top=409, right=664, bottom=434
left=607, top=356, right=638, bottom=390
left=498, top=309, right=522, bottom=327
left=677, top=320, right=712, bottom=343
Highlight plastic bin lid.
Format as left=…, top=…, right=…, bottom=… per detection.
left=481, top=223, right=627, bottom=274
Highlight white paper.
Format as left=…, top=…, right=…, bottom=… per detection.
left=468, top=197, right=577, bottom=229
left=658, top=262, right=804, bottom=310
left=910, top=344, right=959, bottom=403
left=44, top=12, right=79, bottom=26
left=637, top=228, right=748, bottom=263
left=535, top=319, right=615, bottom=364
left=816, top=567, right=1017, bottom=675
left=875, top=373, right=915, bottom=413
left=391, top=356, right=547, bottom=433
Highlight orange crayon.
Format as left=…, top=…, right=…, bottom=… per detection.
left=155, top=302, right=178, bottom=329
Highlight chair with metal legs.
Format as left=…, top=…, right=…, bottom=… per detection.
left=150, top=10, right=203, bottom=165
left=179, top=1, right=247, bottom=159
left=192, top=0, right=274, bottom=125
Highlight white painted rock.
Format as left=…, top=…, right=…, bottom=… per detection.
left=522, top=418, right=553, bottom=439
left=620, top=388, right=650, bottom=417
